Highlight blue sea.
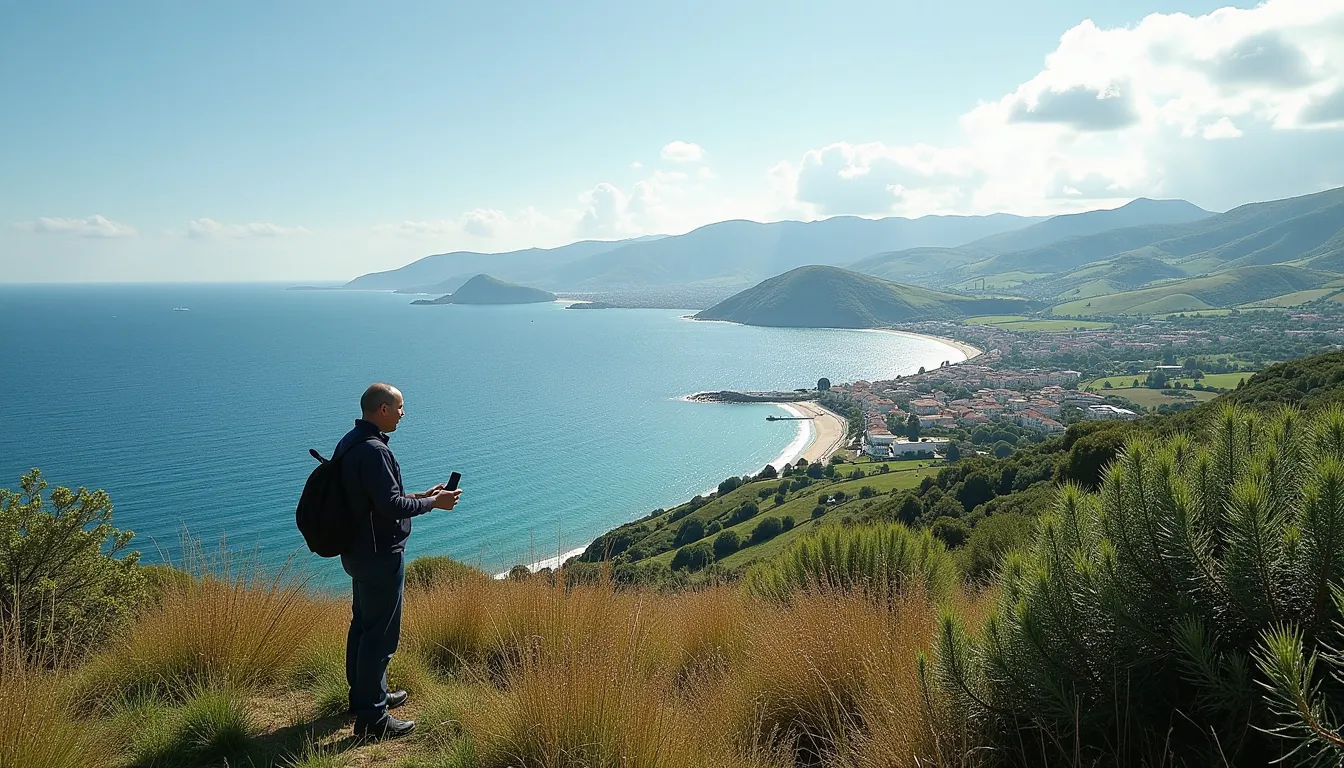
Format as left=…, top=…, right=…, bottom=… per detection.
left=0, top=284, right=961, bottom=589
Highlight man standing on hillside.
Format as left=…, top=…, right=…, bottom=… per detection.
left=336, top=382, right=460, bottom=741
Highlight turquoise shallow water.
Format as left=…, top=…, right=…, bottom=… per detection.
left=0, top=284, right=960, bottom=589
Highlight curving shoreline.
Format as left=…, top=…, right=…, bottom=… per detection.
left=870, top=328, right=983, bottom=361
left=496, top=327, right=976, bottom=577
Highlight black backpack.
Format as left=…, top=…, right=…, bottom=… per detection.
left=296, top=437, right=374, bottom=557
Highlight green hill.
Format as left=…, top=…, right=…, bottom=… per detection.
left=958, top=186, right=1344, bottom=280
left=1041, top=253, right=1187, bottom=301
left=411, top=274, right=556, bottom=305
left=845, top=247, right=985, bottom=281
left=1050, top=264, right=1334, bottom=316
left=694, top=265, right=1035, bottom=328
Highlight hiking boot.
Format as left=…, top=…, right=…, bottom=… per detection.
left=354, top=714, right=415, bottom=742
left=347, top=689, right=408, bottom=716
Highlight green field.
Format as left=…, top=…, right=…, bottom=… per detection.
left=950, top=272, right=1050, bottom=290
left=1082, top=375, right=1151, bottom=390
left=1050, top=265, right=1332, bottom=317
left=851, top=457, right=935, bottom=470
left=997, top=319, right=1113, bottom=332
left=644, top=465, right=938, bottom=570
left=1085, top=372, right=1256, bottom=392
left=963, top=315, right=1028, bottom=324
left=965, top=315, right=1113, bottom=332
left=1241, top=288, right=1337, bottom=308
left=1154, top=309, right=1238, bottom=319
left=1169, top=372, right=1255, bottom=389
left=1108, top=387, right=1221, bottom=408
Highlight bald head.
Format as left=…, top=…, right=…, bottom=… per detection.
left=360, top=383, right=405, bottom=432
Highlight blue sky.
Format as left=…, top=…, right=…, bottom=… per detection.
left=3, top=0, right=1342, bottom=281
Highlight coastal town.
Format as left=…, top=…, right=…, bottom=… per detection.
left=806, top=307, right=1344, bottom=462
left=832, top=361, right=1136, bottom=460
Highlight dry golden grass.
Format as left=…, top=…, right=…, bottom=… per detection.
left=0, top=548, right=997, bottom=768
left=0, top=662, right=113, bottom=767
left=436, top=580, right=769, bottom=768
left=397, top=575, right=974, bottom=768
left=77, top=560, right=336, bottom=708
left=718, top=589, right=939, bottom=766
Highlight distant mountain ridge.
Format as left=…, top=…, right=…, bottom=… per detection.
left=346, top=212, right=1045, bottom=293
left=344, top=186, right=1344, bottom=319
left=843, top=198, right=1213, bottom=283
left=695, top=265, right=1035, bottom=328
left=955, top=187, right=1344, bottom=283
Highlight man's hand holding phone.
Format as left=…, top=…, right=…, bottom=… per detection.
left=430, top=489, right=461, bottom=510
left=430, top=471, right=462, bottom=511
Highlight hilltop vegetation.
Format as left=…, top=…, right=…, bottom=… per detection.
left=694, top=265, right=1035, bottom=328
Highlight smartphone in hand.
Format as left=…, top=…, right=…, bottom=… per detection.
left=446, top=471, right=461, bottom=491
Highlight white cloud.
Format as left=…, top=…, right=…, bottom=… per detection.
left=16, top=214, right=136, bottom=238
left=372, top=207, right=566, bottom=248
left=187, top=219, right=311, bottom=238
left=1301, top=87, right=1344, bottom=126
left=576, top=183, right=636, bottom=238
left=460, top=209, right=508, bottom=237
left=1202, top=117, right=1245, bottom=139
left=1008, top=84, right=1140, bottom=131
left=630, top=161, right=643, bottom=169
left=660, top=141, right=705, bottom=163
left=773, top=0, right=1344, bottom=218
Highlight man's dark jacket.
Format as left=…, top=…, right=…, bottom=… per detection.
left=335, top=419, right=433, bottom=555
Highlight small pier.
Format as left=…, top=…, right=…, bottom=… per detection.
left=766, top=415, right=815, bottom=421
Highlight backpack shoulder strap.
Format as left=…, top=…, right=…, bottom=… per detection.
left=311, top=435, right=381, bottom=465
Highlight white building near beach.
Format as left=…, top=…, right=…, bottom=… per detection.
left=891, top=437, right=948, bottom=457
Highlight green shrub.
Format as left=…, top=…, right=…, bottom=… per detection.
left=954, top=512, right=1034, bottom=582
left=673, top=518, right=706, bottom=547
left=670, top=543, right=713, bottom=572
left=929, top=517, right=968, bottom=549
left=406, top=555, right=487, bottom=590
left=712, top=530, right=740, bottom=560
left=745, top=522, right=955, bottom=601
left=176, top=686, right=255, bottom=761
left=750, top=517, right=784, bottom=544
left=0, top=470, right=147, bottom=661
left=935, top=405, right=1344, bottom=766
left=141, top=564, right=194, bottom=602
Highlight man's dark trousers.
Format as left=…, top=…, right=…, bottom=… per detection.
left=342, top=551, right=405, bottom=726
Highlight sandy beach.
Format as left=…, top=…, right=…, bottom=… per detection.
left=779, top=400, right=849, bottom=465
left=878, top=329, right=983, bottom=361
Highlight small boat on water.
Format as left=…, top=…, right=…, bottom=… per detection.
left=172, top=307, right=190, bottom=312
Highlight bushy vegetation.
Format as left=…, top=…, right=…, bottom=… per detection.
left=0, top=469, right=146, bottom=662
left=934, top=404, right=1344, bottom=765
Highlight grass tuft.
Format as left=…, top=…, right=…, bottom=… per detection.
left=78, top=551, right=333, bottom=708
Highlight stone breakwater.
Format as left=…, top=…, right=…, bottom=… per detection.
left=689, top=390, right=817, bottom=403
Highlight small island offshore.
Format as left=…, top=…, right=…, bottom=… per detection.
left=411, top=273, right=556, bottom=305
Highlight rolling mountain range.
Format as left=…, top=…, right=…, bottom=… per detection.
left=348, top=185, right=1344, bottom=320
left=345, top=213, right=1046, bottom=293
